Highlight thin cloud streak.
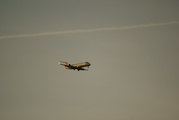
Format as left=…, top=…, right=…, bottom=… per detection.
left=0, top=21, right=179, bottom=40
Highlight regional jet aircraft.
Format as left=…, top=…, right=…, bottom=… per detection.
left=58, top=61, right=91, bottom=71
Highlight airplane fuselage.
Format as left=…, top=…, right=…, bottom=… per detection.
left=72, top=62, right=91, bottom=67
left=58, top=61, right=91, bottom=71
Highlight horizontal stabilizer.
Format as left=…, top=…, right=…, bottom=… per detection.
left=58, top=61, right=68, bottom=65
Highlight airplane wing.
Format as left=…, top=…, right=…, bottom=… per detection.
left=76, top=67, right=89, bottom=71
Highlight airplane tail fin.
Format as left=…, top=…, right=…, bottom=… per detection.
left=58, top=61, right=68, bottom=66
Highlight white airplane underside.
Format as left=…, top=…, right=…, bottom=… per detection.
left=58, top=61, right=91, bottom=71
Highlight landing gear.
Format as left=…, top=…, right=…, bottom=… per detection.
left=86, top=66, right=89, bottom=71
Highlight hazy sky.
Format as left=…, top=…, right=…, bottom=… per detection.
left=1, top=1, right=179, bottom=120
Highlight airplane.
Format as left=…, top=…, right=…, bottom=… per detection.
left=58, top=61, right=91, bottom=71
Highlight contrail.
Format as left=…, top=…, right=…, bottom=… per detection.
left=0, top=21, right=179, bottom=40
